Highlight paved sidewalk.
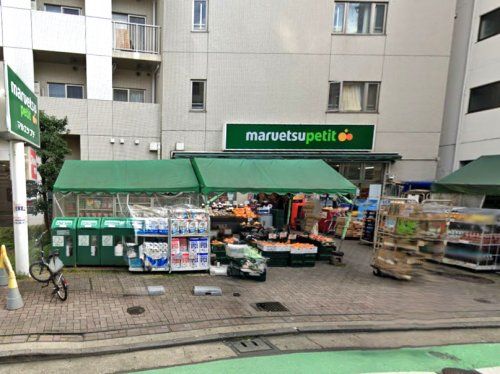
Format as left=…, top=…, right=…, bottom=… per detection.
left=0, top=241, right=499, bottom=346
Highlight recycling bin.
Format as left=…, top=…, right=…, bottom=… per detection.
left=100, top=218, right=134, bottom=266
left=51, top=217, right=78, bottom=267
left=76, top=217, right=101, bottom=266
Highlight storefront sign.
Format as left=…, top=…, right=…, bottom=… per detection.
left=0, top=64, right=40, bottom=148
left=223, top=124, right=375, bottom=151
left=25, top=146, right=41, bottom=182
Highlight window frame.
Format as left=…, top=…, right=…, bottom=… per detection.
left=191, top=79, right=206, bottom=111
left=327, top=81, right=380, bottom=113
left=332, top=1, right=388, bottom=35
left=467, top=80, right=500, bottom=114
left=44, top=4, right=82, bottom=15
left=112, top=87, right=146, bottom=103
left=477, top=6, right=500, bottom=42
left=47, top=82, right=85, bottom=99
left=192, top=0, right=208, bottom=32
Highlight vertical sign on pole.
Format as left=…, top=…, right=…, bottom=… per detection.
left=0, top=63, right=40, bottom=275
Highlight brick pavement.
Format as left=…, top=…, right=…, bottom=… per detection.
left=0, top=241, right=498, bottom=345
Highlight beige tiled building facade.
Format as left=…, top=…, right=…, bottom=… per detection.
left=0, top=0, right=497, bottom=195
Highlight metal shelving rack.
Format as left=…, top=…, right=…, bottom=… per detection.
left=443, top=208, right=500, bottom=271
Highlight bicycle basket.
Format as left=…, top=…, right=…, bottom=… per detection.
left=48, top=256, right=64, bottom=273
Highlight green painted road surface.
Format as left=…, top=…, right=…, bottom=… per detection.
left=140, top=343, right=500, bottom=374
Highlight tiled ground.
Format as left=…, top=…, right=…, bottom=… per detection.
left=0, top=241, right=498, bottom=344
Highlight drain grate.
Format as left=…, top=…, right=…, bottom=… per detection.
left=230, top=338, right=272, bottom=353
left=254, top=302, right=289, bottom=312
left=431, top=271, right=494, bottom=284
left=127, top=306, right=145, bottom=315
left=440, top=368, right=480, bottom=374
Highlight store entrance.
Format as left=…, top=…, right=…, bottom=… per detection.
left=326, top=161, right=387, bottom=198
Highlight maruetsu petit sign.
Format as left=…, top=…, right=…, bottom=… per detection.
left=0, top=64, right=40, bottom=148
left=223, top=124, right=375, bottom=151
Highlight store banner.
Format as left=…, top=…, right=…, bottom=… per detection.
left=223, top=124, right=375, bottom=151
left=0, top=64, right=40, bottom=148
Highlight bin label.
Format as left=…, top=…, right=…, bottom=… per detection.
left=78, top=235, right=90, bottom=246
left=102, top=235, right=113, bottom=247
left=52, top=236, right=64, bottom=247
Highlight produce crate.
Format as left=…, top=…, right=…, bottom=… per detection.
left=211, top=244, right=229, bottom=264
left=316, top=243, right=335, bottom=261
left=260, top=251, right=289, bottom=267
left=289, top=253, right=316, bottom=267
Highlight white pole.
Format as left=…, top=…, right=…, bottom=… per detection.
left=9, top=141, right=30, bottom=276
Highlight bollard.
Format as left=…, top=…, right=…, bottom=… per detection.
left=0, top=248, right=7, bottom=287
left=1, top=245, right=24, bottom=310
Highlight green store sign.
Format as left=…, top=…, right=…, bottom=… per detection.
left=224, top=124, right=375, bottom=151
left=1, top=65, right=40, bottom=148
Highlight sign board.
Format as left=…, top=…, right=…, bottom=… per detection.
left=25, top=146, right=41, bottom=182
left=223, top=124, right=375, bottom=151
left=0, top=64, right=40, bottom=148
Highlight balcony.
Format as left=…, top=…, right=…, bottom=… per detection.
left=112, top=21, right=160, bottom=55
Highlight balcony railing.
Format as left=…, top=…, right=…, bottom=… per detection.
left=112, top=21, right=160, bottom=54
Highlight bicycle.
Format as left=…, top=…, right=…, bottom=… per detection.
left=29, top=231, right=68, bottom=301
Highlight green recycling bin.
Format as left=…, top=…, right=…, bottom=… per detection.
left=76, top=217, right=101, bottom=266
left=100, top=218, right=134, bottom=266
left=51, top=217, right=78, bottom=267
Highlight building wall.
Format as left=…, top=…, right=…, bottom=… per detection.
left=437, top=0, right=500, bottom=177
left=161, top=0, right=456, bottom=182
left=112, top=68, right=154, bottom=103
left=112, top=0, right=154, bottom=23
left=34, top=61, right=87, bottom=97
left=35, top=0, right=86, bottom=13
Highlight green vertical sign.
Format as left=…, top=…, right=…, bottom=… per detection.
left=5, top=65, right=40, bottom=148
left=224, top=124, right=375, bottom=151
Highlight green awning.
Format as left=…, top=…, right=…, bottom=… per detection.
left=432, top=155, right=500, bottom=195
left=192, top=158, right=357, bottom=194
left=53, top=160, right=199, bottom=193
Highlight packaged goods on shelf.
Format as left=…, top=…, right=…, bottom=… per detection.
left=255, top=241, right=290, bottom=252
left=443, top=208, right=500, bottom=271
left=335, top=216, right=363, bottom=239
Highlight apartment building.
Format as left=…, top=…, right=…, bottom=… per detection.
left=0, top=0, right=456, bottom=199
left=437, top=0, right=500, bottom=177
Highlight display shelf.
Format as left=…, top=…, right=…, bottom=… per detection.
left=136, top=234, right=169, bottom=238
left=441, top=257, right=499, bottom=271
left=171, top=233, right=209, bottom=238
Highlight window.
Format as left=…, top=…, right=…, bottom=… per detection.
left=191, top=80, right=206, bottom=110
left=113, top=88, right=145, bottom=103
left=193, top=0, right=207, bottom=31
left=478, top=7, right=500, bottom=41
left=333, top=2, right=387, bottom=34
left=468, top=81, right=500, bottom=113
left=44, top=4, right=81, bottom=15
left=328, top=81, right=380, bottom=112
left=48, top=83, right=84, bottom=99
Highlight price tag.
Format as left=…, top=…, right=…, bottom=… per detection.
left=279, top=232, right=288, bottom=239
left=268, top=233, right=277, bottom=239
left=288, top=234, right=297, bottom=240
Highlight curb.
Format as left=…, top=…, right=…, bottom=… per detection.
left=1, top=319, right=500, bottom=363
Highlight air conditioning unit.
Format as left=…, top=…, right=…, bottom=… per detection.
left=34, top=81, right=40, bottom=96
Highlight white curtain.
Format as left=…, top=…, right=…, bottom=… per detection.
left=342, top=84, right=363, bottom=111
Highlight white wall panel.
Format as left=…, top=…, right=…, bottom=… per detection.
left=86, top=17, right=112, bottom=56
left=86, top=55, right=112, bottom=100
left=85, top=0, right=111, bottom=18
left=3, top=48, right=34, bottom=90
left=1, top=0, right=30, bottom=9
left=32, top=11, right=86, bottom=53
left=2, top=7, right=32, bottom=48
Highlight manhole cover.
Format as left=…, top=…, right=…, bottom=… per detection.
left=432, top=271, right=494, bottom=284
left=127, top=306, right=145, bottom=315
left=230, top=338, right=272, bottom=353
left=254, top=302, right=289, bottom=312
left=474, top=298, right=492, bottom=304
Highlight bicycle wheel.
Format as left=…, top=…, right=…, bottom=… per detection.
left=29, top=262, right=51, bottom=283
left=52, top=274, right=68, bottom=301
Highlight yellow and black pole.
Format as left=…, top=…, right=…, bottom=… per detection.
left=0, top=245, right=24, bottom=310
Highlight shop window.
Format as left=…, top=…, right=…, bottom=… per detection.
left=191, top=80, right=206, bottom=110
left=44, top=4, right=81, bottom=15
left=468, top=80, right=500, bottom=113
left=193, top=0, right=207, bottom=31
left=343, top=163, right=362, bottom=180
left=113, top=88, right=145, bottom=103
left=478, top=7, right=500, bottom=41
left=364, top=163, right=383, bottom=182
left=333, top=2, right=387, bottom=34
left=48, top=83, right=84, bottom=99
left=328, top=81, right=380, bottom=112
